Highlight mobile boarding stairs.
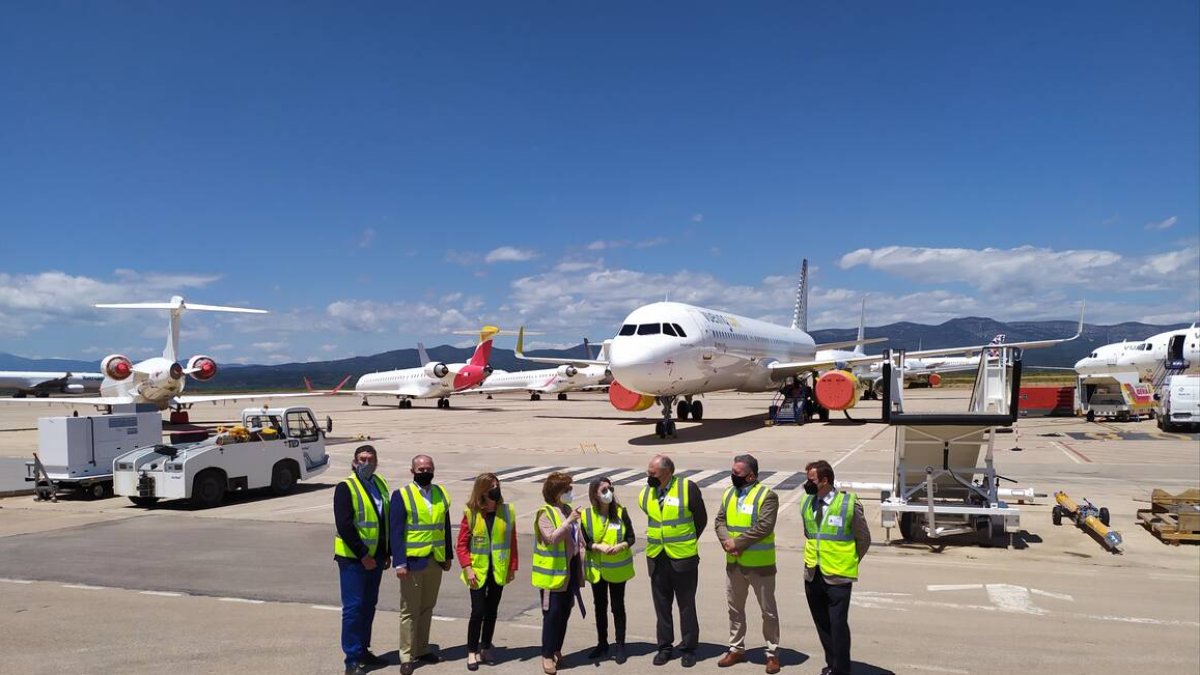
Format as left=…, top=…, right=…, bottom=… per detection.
left=879, top=346, right=1025, bottom=546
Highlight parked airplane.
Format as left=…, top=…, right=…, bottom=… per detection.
left=862, top=334, right=1006, bottom=392
left=1075, top=325, right=1199, bottom=380
left=487, top=337, right=610, bottom=400
left=0, top=371, right=103, bottom=397
left=516, top=266, right=1083, bottom=438
left=354, top=327, right=499, bottom=408
left=0, top=296, right=319, bottom=420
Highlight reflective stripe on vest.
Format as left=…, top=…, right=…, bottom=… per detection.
left=334, top=474, right=391, bottom=558
left=531, top=505, right=569, bottom=590
left=722, top=483, right=776, bottom=567
left=800, top=491, right=859, bottom=579
left=582, top=505, right=635, bottom=584
left=461, top=503, right=514, bottom=588
left=638, top=476, right=698, bottom=559
left=400, top=483, right=450, bottom=562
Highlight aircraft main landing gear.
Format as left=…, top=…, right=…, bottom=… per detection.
left=557, top=393, right=568, bottom=401
left=437, top=398, right=450, bottom=409
left=530, top=393, right=541, bottom=401
left=674, top=396, right=704, bottom=421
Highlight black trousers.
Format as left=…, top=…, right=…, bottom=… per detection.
left=467, top=573, right=505, bottom=653
left=649, top=554, right=699, bottom=653
left=591, top=579, right=627, bottom=645
left=541, top=556, right=580, bottom=658
left=804, top=572, right=853, bottom=675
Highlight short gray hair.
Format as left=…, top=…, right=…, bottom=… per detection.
left=733, top=453, right=758, bottom=476
left=652, top=454, right=675, bottom=472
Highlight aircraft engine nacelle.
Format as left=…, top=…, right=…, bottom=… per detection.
left=424, top=362, right=450, bottom=379
left=558, top=365, right=578, bottom=378
left=102, top=354, right=134, bottom=381
left=927, top=372, right=942, bottom=388
left=815, top=370, right=862, bottom=411
left=608, top=380, right=656, bottom=412
left=63, top=383, right=84, bottom=394
left=187, top=355, right=218, bottom=382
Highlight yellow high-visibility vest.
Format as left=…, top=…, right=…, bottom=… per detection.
left=531, top=505, right=569, bottom=590
left=334, top=474, right=391, bottom=558
left=460, top=504, right=515, bottom=588
left=398, top=483, right=450, bottom=562
left=582, top=505, right=635, bottom=584
left=800, top=491, right=859, bottom=579
left=722, top=483, right=776, bottom=567
left=638, top=476, right=698, bottom=559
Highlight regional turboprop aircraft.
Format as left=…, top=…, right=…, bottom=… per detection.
left=0, top=371, right=103, bottom=397
left=354, top=327, right=500, bottom=408
left=516, top=267, right=1083, bottom=438
left=0, top=296, right=321, bottom=420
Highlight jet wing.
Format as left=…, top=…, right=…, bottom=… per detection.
left=813, top=337, right=888, bottom=352
left=514, top=327, right=608, bottom=367
left=175, top=392, right=325, bottom=405
left=0, top=395, right=137, bottom=406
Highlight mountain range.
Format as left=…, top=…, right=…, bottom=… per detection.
left=1, top=318, right=1190, bottom=391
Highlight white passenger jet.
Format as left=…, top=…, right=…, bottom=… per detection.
left=490, top=337, right=611, bottom=400
left=517, top=267, right=1083, bottom=438
left=1075, top=325, right=1199, bottom=380
left=0, top=296, right=319, bottom=421
left=0, top=371, right=103, bottom=397
left=354, top=327, right=500, bottom=408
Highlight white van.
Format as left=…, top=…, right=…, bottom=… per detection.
left=1157, top=374, right=1200, bottom=432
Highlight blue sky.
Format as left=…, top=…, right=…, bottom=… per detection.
left=1, top=1, right=1197, bottom=364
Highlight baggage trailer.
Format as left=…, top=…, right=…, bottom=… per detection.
left=113, top=406, right=329, bottom=508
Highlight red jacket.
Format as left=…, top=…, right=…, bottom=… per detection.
left=456, top=511, right=519, bottom=573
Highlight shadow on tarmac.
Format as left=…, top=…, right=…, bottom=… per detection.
left=122, top=481, right=335, bottom=511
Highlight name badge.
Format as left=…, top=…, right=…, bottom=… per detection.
left=827, top=515, right=844, bottom=528
left=472, top=535, right=488, bottom=547
left=607, top=522, right=621, bottom=531
left=738, top=502, right=755, bottom=515
left=663, top=496, right=680, bottom=507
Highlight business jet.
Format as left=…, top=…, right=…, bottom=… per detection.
left=0, top=296, right=319, bottom=421
left=354, top=327, right=500, bottom=408
left=0, top=371, right=103, bottom=397
left=489, top=338, right=611, bottom=400
left=517, top=267, right=1083, bottom=438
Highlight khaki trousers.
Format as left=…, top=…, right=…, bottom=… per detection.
left=726, top=566, right=779, bottom=655
left=399, top=563, right=444, bottom=662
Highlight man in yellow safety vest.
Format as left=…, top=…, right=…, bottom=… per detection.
left=800, top=460, right=871, bottom=675
left=714, top=454, right=780, bottom=674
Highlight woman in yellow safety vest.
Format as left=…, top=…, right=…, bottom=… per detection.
left=580, top=476, right=635, bottom=664
left=532, top=471, right=583, bottom=675
left=455, top=473, right=518, bottom=671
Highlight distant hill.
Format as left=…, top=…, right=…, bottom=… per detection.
left=4, top=318, right=1190, bottom=391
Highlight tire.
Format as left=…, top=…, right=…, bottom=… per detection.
left=129, top=496, right=159, bottom=507
left=1086, top=410, right=1095, bottom=423
left=768, top=405, right=779, bottom=420
left=690, top=401, right=703, bottom=421
left=557, top=393, right=567, bottom=401
left=665, top=420, right=677, bottom=437
left=676, top=401, right=690, bottom=421
left=1117, top=411, right=1130, bottom=423
left=1052, top=505, right=1063, bottom=526
left=270, top=461, right=299, bottom=496
left=817, top=406, right=830, bottom=422
left=1099, top=507, right=1110, bottom=527
left=191, top=470, right=227, bottom=509
left=1157, top=415, right=1164, bottom=430
left=977, top=518, right=994, bottom=547
left=655, top=420, right=666, bottom=439
left=898, top=512, right=916, bottom=541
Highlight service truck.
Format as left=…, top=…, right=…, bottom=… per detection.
left=113, top=406, right=330, bottom=508
left=1076, top=373, right=1155, bottom=422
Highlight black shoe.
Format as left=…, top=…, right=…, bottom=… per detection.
left=399, top=663, right=415, bottom=675
left=466, top=653, right=479, bottom=672
left=361, top=651, right=388, bottom=667
left=417, top=652, right=443, bottom=664
left=681, top=652, right=697, bottom=668
left=587, top=643, right=609, bottom=660
left=614, top=644, right=627, bottom=665
left=653, top=651, right=672, bottom=666
left=344, top=664, right=367, bottom=675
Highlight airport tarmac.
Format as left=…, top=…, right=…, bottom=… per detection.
left=1, top=391, right=1198, bottom=674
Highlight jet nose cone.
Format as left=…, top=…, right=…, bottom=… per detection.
left=608, top=339, right=674, bottom=394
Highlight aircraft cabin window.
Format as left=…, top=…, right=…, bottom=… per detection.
left=619, top=324, right=636, bottom=336
left=637, top=323, right=661, bottom=335
left=663, top=323, right=678, bottom=337
left=672, top=323, right=687, bottom=337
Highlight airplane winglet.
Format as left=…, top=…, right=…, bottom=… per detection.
left=1075, top=302, right=1086, bottom=340
left=304, top=377, right=313, bottom=392
left=479, top=325, right=501, bottom=343
left=516, top=326, right=526, bottom=357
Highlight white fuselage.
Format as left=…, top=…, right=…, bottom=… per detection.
left=1075, top=327, right=1200, bottom=379
left=608, top=302, right=816, bottom=397
left=101, top=356, right=187, bottom=407
left=355, top=368, right=457, bottom=400
left=476, top=365, right=608, bottom=394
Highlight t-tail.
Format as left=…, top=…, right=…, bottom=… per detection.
left=95, top=295, right=267, bottom=363
left=468, top=326, right=501, bottom=367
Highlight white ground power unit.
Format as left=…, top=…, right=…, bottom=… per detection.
left=26, top=407, right=163, bottom=498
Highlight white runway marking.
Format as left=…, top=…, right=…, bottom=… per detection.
left=903, top=665, right=969, bottom=674
left=0, top=578, right=33, bottom=584
left=1052, top=441, right=1083, bottom=464
left=219, top=597, right=265, bottom=604
left=311, top=605, right=341, bottom=612
left=61, top=584, right=108, bottom=590
left=274, top=503, right=329, bottom=514
left=985, top=584, right=1045, bottom=615
left=1030, top=588, right=1074, bottom=602
left=431, top=615, right=456, bottom=622
left=927, top=584, right=983, bottom=592
left=781, top=426, right=890, bottom=510
left=139, top=590, right=183, bottom=597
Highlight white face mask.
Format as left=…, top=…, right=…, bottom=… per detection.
left=560, top=491, right=574, bottom=505
left=599, top=489, right=614, bottom=504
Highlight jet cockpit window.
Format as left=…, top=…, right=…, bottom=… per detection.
left=619, top=324, right=636, bottom=336
left=663, top=323, right=678, bottom=337
left=672, top=323, right=687, bottom=338
left=637, top=323, right=662, bottom=335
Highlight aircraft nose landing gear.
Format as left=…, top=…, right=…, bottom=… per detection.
left=655, top=396, right=678, bottom=438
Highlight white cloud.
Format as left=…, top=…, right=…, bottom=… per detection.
left=320, top=344, right=338, bottom=352
left=252, top=341, right=288, bottom=352
left=635, top=237, right=667, bottom=249
left=358, top=227, right=376, bottom=248
left=325, top=300, right=479, bottom=334
left=692, top=214, right=704, bottom=223
left=485, top=246, right=538, bottom=263
left=1145, top=216, right=1178, bottom=231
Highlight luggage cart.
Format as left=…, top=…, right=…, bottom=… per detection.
left=879, top=346, right=1024, bottom=547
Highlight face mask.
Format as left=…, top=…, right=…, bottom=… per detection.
left=414, top=471, right=434, bottom=488
left=354, top=463, right=375, bottom=483
left=646, top=476, right=661, bottom=489
left=730, top=473, right=748, bottom=490
left=803, top=480, right=818, bottom=495
left=599, top=489, right=614, bottom=504
left=560, top=491, right=574, bottom=505
left=487, top=487, right=502, bottom=502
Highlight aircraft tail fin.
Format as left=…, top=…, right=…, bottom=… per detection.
left=854, top=297, right=867, bottom=356
left=417, top=342, right=431, bottom=367
left=95, top=295, right=267, bottom=363
left=469, top=326, right=500, bottom=367
left=791, top=259, right=809, bottom=331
